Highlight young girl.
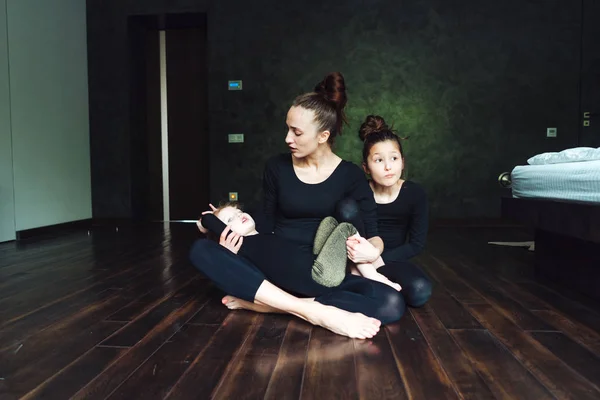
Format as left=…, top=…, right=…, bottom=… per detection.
left=354, top=115, right=433, bottom=307
left=199, top=202, right=400, bottom=291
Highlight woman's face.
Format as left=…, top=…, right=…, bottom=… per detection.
left=285, top=106, right=329, bottom=158
left=364, top=140, right=404, bottom=186
left=215, top=206, right=256, bottom=235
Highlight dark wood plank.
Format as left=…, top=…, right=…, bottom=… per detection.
left=244, top=313, right=290, bottom=357
left=212, top=314, right=288, bottom=400
left=516, top=282, right=600, bottom=333
left=385, top=311, right=458, bottom=400
left=450, top=329, right=555, bottom=400
left=0, top=267, right=195, bottom=350
left=413, top=259, right=482, bottom=329
left=104, top=268, right=198, bottom=322
left=164, top=312, right=258, bottom=399
left=457, top=259, right=549, bottom=311
left=300, top=326, right=358, bottom=400
left=416, top=254, right=486, bottom=304
left=0, top=321, right=126, bottom=398
left=264, top=320, right=312, bottom=400
left=0, top=238, right=168, bottom=313
left=0, top=237, right=91, bottom=274
left=20, top=347, right=125, bottom=400
left=0, top=289, right=130, bottom=360
left=411, top=306, right=495, bottom=399
left=100, top=278, right=206, bottom=347
left=466, top=303, right=600, bottom=399
left=0, top=248, right=92, bottom=300
left=0, top=256, right=156, bottom=324
left=187, top=286, right=233, bottom=325
left=353, top=326, right=408, bottom=400
left=533, top=310, right=600, bottom=356
left=531, top=331, right=600, bottom=389
left=66, top=295, right=207, bottom=399
left=107, top=324, right=220, bottom=400
left=422, top=281, right=483, bottom=329
left=0, top=287, right=121, bottom=352
left=446, top=260, right=556, bottom=331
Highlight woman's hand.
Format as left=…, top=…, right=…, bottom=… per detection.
left=346, top=234, right=380, bottom=264
left=220, top=225, right=244, bottom=254
left=196, top=204, right=218, bottom=234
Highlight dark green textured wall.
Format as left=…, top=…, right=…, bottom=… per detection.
left=88, top=0, right=586, bottom=219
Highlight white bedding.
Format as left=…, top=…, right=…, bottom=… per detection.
left=527, top=147, right=600, bottom=165
left=511, top=160, right=600, bottom=204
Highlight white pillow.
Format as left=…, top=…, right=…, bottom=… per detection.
left=527, top=147, right=600, bottom=165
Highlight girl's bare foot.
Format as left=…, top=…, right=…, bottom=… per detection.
left=381, top=279, right=402, bottom=292
left=222, top=295, right=282, bottom=314
left=366, top=274, right=402, bottom=292
left=304, top=303, right=381, bottom=339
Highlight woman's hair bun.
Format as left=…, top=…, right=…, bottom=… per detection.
left=314, top=72, right=347, bottom=110
left=358, top=115, right=388, bottom=141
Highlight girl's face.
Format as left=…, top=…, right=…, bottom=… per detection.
left=363, top=140, right=404, bottom=187
left=215, top=207, right=256, bottom=235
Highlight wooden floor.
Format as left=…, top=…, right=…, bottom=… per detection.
left=1, top=223, right=600, bottom=399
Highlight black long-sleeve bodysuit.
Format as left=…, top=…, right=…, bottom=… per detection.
left=374, top=180, right=433, bottom=307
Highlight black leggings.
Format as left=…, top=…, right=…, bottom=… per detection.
left=337, top=197, right=433, bottom=308
left=189, top=239, right=405, bottom=324
left=378, top=262, right=432, bottom=307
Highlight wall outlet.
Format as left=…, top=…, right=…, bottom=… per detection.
left=228, top=134, right=244, bottom=143
left=229, top=192, right=238, bottom=201
left=546, top=127, right=557, bottom=137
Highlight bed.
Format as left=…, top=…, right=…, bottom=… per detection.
left=511, top=160, right=600, bottom=204
left=500, top=149, right=600, bottom=302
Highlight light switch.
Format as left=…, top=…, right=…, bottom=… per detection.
left=228, top=134, right=244, bottom=143
left=546, top=127, right=557, bottom=138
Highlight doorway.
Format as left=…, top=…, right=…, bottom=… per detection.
left=128, top=13, right=209, bottom=222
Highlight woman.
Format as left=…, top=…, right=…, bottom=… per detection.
left=355, top=115, right=433, bottom=307
left=190, top=73, right=405, bottom=339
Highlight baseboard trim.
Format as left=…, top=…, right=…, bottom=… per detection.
left=16, top=219, right=94, bottom=241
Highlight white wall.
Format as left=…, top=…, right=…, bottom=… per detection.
left=0, top=0, right=16, bottom=242
left=7, top=0, right=91, bottom=231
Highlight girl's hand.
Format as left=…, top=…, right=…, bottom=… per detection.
left=347, top=235, right=380, bottom=264
left=196, top=204, right=218, bottom=234
left=220, top=225, right=243, bottom=254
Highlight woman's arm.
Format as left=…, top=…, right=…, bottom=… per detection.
left=381, top=190, right=428, bottom=262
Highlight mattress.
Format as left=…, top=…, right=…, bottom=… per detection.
left=511, top=159, right=600, bottom=204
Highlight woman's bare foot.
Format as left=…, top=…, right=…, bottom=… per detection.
left=304, top=303, right=381, bottom=339
left=222, top=295, right=282, bottom=314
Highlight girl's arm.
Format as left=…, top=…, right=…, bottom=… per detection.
left=201, top=214, right=244, bottom=254
left=382, top=190, right=428, bottom=262
left=347, top=167, right=384, bottom=259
